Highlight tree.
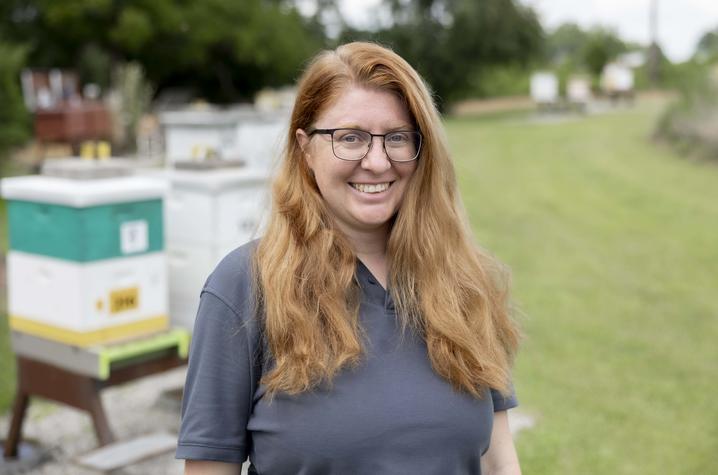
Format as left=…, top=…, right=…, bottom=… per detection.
left=0, top=0, right=325, bottom=103
left=0, top=40, right=30, bottom=156
left=582, top=27, right=626, bottom=77
left=545, top=23, right=590, bottom=65
left=695, top=27, right=718, bottom=63
left=368, top=0, right=543, bottom=108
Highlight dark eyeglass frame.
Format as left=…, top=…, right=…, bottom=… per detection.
left=307, top=127, right=423, bottom=162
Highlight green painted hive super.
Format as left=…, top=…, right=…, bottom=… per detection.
left=9, top=199, right=163, bottom=261
left=2, top=174, right=170, bottom=347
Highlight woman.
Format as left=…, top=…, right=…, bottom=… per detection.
left=177, top=42, right=522, bottom=475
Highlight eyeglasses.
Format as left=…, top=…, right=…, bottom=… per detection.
left=308, top=128, right=422, bottom=162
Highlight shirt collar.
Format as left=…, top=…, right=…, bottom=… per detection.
left=355, top=259, right=395, bottom=312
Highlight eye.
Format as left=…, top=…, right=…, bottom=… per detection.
left=386, top=132, right=410, bottom=144
left=335, top=130, right=368, bottom=144
left=340, top=134, right=360, bottom=143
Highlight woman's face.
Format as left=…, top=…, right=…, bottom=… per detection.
left=297, top=86, right=418, bottom=239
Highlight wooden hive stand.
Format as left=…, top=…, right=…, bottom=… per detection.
left=3, top=328, right=189, bottom=458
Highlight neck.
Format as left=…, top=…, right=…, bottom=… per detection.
left=337, top=223, right=390, bottom=288
left=340, top=224, right=388, bottom=257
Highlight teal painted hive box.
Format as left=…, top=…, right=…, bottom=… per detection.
left=1, top=174, right=170, bottom=346
left=4, top=175, right=164, bottom=261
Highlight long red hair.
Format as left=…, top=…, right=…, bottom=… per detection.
left=255, top=42, right=520, bottom=398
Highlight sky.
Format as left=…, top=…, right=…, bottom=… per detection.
left=337, top=0, right=718, bottom=62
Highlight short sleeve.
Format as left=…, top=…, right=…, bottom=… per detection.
left=490, top=386, right=518, bottom=412
left=175, top=289, right=258, bottom=463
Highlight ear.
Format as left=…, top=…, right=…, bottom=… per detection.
left=296, top=128, right=313, bottom=169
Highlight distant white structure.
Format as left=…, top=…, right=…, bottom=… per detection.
left=617, top=51, right=646, bottom=69
left=601, top=62, right=635, bottom=101
left=566, top=75, right=592, bottom=110
left=159, top=105, right=287, bottom=172
left=530, top=72, right=560, bottom=108
left=255, top=87, right=296, bottom=113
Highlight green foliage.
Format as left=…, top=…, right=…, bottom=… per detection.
left=0, top=40, right=30, bottom=159
left=545, top=23, right=588, bottom=64
left=0, top=313, right=14, bottom=416
left=111, top=62, right=153, bottom=152
left=695, top=27, right=718, bottom=63
left=371, top=0, right=544, bottom=108
left=0, top=0, right=324, bottom=102
left=582, top=28, right=626, bottom=77
left=468, top=63, right=531, bottom=98
left=1, top=159, right=16, bottom=414
left=77, top=43, right=112, bottom=90
left=654, top=61, right=718, bottom=159
left=545, top=23, right=628, bottom=80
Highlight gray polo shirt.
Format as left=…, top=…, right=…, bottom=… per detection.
left=176, top=241, right=517, bottom=474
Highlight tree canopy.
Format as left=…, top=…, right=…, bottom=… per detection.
left=695, top=27, right=718, bottom=63
left=0, top=0, right=324, bottom=102
left=367, top=0, right=544, bottom=107
left=0, top=0, right=546, bottom=108
left=545, top=23, right=628, bottom=76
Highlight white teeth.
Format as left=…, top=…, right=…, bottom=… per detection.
left=351, top=182, right=391, bottom=193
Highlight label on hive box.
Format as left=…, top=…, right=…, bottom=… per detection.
left=110, top=287, right=139, bottom=314
left=120, top=220, right=148, bottom=254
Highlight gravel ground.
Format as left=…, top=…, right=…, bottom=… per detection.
left=0, top=366, right=188, bottom=474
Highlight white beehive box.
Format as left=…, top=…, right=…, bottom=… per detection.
left=160, top=106, right=288, bottom=170
left=530, top=72, right=559, bottom=105
left=230, top=121, right=286, bottom=173
left=7, top=252, right=168, bottom=346
left=159, top=108, right=252, bottom=163
left=164, top=168, right=269, bottom=246
left=159, top=168, right=270, bottom=330
left=601, top=63, right=635, bottom=94
left=567, top=76, right=592, bottom=105
left=1, top=174, right=169, bottom=346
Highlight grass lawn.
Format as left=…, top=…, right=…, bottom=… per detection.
left=447, top=99, right=718, bottom=474
left=0, top=101, right=715, bottom=473
left=0, top=157, right=23, bottom=416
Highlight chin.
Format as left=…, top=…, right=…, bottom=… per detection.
left=352, top=214, right=395, bottom=230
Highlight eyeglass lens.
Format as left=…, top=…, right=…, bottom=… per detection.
left=332, top=129, right=420, bottom=161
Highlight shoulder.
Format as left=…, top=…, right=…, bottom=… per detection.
left=201, top=239, right=260, bottom=318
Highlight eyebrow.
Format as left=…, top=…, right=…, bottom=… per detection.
left=334, top=123, right=415, bottom=132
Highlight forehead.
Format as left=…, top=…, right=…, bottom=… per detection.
left=315, top=86, right=413, bottom=130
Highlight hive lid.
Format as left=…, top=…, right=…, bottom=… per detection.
left=0, top=175, right=167, bottom=207
left=173, top=159, right=245, bottom=170
left=158, top=106, right=261, bottom=126
left=41, top=158, right=132, bottom=179
left=165, top=167, right=270, bottom=193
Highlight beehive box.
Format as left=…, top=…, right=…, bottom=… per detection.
left=164, top=168, right=268, bottom=246
left=162, top=168, right=269, bottom=330
left=2, top=175, right=169, bottom=346
left=530, top=71, right=559, bottom=105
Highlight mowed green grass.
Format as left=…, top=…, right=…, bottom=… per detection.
left=447, top=100, right=718, bottom=474
left=0, top=196, right=14, bottom=413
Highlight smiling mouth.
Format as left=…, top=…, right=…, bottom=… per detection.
left=349, top=182, right=393, bottom=193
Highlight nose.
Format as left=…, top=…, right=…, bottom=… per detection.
left=360, top=136, right=391, bottom=173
